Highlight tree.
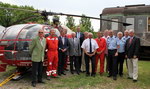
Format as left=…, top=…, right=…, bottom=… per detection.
left=66, top=16, right=76, bottom=31
left=0, top=2, right=44, bottom=27
left=79, top=14, right=94, bottom=32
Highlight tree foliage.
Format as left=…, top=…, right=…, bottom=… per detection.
left=66, top=16, right=75, bottom=31
left=79, top=14, right=94, bottom=33
left=0, top=2, right=44, bottom=27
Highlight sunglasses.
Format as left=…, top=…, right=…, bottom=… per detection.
left=39, top=32, right=44, bottom=33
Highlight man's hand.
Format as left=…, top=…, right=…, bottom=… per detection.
left=115, top=52, right=118, bottom=56
left=125, top=55, right=128, bottom=58
left=63, top=49, right=67, bottom=52
left=133, top=55, right=137, bottom=59
left=97, top=51, right=102, bottom=55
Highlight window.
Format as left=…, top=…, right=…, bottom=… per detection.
left=111, top=19, right=118, bottom=30
left=126, top=18, right=134, bottom=30
left=148, top=17, right=150, bottom=32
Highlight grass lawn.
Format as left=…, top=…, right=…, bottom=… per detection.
left=0, top=60, right=150, bottom=89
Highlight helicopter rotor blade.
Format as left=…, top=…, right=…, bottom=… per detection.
left=0, top=7, right=132, bottom=26
left=45, top=12, right=132, bottom=26
left=10, top=15, right=42, bottom=26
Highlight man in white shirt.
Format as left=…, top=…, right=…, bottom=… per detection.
left=81, top=32, right=99, bottom=77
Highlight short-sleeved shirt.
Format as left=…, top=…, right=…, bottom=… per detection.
left=81, top=38, right=99, bottom=53
left=122, top=36, right=130, bottom=41
left=107, top=36, right=118, bottom=50
left=117, top=37, right=126, bottom=53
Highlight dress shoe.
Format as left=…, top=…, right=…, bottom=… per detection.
left=113, top=77, right=117, bottom=80
left=100, top=73, right=103, bottom=76
left=47, top=76, right=51, bottom=80
left=120, top=74, right=123, bottom=77
left=86, top=74, right=90, bottom=77
left=31, top=82, right=36, bottom=87
left=65, top=69, right=69, bottom=71
left=38, top=81, right=45, bottom=84
left=51, top=76, right=59, bottom=78
left=91, top=74, right=95, bottom=77
left=133, top=80, right=137, bottom=83
left=107, top=75, right=112, bottom=77
left=58, top=73, right=61, bottom=76
left=127, top=77, right=132, bottom=79
left=76, top=72, right=80, bottom=75
left=61, top=72, right=66, bottom=75
left=71, top=71, right=74, bottom=74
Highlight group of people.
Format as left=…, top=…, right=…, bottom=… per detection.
left=29, top=27, right=140, bottom=87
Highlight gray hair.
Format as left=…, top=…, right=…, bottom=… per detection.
left=117, top=32, right=123, bottom=35
left=129, top=29, right=134, bottom=33
left=88, top=32, right=93, bottom=36
left=124, top=30, right=129, bottom=33
left=71, top=32, right=76, bottom=35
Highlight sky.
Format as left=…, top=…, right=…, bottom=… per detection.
left=0, top=0, right=149, bottom=31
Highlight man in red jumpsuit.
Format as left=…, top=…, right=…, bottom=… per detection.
left=95, top=31, right=106, bottom=75
left=46, top=29, right=58, bottom=80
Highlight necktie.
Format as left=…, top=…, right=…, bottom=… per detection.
left=62, top=37, right=64, bottom=45
left=73, top=38, right=74, bottom=47
left=90, top=39, right=92, bottom=53
left=129, top=37, right=133, bottom=44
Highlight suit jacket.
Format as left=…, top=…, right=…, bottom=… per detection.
left=29, top=36, right=46, bottom=62
left=68, top=38, right=81, bottom=56
left=58, top=36, right=69, bottom=54
left=125, top=36, right=140, bottom=58
left=76, top=32, right=84, bottom=46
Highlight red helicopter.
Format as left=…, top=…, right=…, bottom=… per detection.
left=0, top=7, right=131, bottom=81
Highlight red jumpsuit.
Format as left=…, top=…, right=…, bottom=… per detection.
left=95, top=38, right=106, bottom=74
left=46, top=36, right=58, bottom=77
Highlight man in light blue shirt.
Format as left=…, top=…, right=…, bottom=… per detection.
left=122, top=30, right=130, bottom=41
left=107, top=30, right=118, bottom=80
left=117, top=32, right=126, bottom=77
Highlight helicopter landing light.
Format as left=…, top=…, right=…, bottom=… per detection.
left=0, top=53, right=4, bottom=56
left=11, top=51, right=17, bottom=54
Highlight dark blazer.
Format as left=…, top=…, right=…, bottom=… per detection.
left=125, top=36, right=140, bottom=58
left=58, top=36, right=69, bottom=53
left=76, top=32, right=84, bottom=46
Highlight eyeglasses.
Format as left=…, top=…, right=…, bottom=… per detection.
left=39, top=32, right=44, bottom=33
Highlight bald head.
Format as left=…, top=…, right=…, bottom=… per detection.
left=117, top=32, right=123, bottom=39
left=124, top=30, right=129, bottom=37
left=108, top=30, right=113, bottom=37
left=71, top=32, right=76, bottom=38
left=129, top=29, right=134, bottom=37
left=88, top=32, right=93, bottom=39
left=50, top=29, right=56, bottom=37
left=97, top=31, right=103, bottom=38
left=84, top=31, right=89, bottom=39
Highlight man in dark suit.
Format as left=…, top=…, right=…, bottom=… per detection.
left=125, top=29, right=140, bottom=83
left=58, top=31, right=69, bottom=76
left=76, top=26, right=84, bottom=72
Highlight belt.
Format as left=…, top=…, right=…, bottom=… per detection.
left=87, top=52, right=94, bottom=54
left=108, top=49, right=117, bottom=51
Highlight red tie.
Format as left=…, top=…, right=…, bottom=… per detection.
left=129, top=37, right=133, bottom=44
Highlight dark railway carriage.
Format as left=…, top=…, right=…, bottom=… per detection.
left=100, top=4, right=150, bottom=59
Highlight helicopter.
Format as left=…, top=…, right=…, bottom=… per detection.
left=0, top=6, right=132, bottom=80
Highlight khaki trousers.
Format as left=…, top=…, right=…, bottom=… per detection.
left=127, top=58, right=138, bottom=80
left=81, top=51, right=86, bottom=71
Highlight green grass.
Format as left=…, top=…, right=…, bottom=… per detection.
left=0, top=61, right=150, bottom=89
